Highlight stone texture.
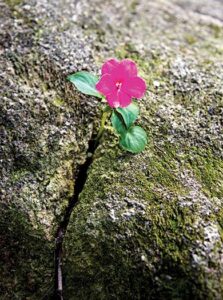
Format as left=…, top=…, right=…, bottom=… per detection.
left=0, top=0, right=223, bottom=299
left=63, top=0, right=223, bottom=299
left=0, top=0, right=98, bottom=298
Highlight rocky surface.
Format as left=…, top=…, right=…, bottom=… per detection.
left=0, top=0, right=223, bottom=299
left=0, top=0, right=98, bottom=298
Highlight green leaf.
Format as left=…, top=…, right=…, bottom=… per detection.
left=120, top=126, right=147, bottom=153
left=111, top=110, right=127, bottom=135
left=67, top=71, right=102, bottom=98
left=116, top=102, right=139, bottom=128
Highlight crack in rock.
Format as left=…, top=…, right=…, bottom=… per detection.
left=54, top=139, right=97, bottom=299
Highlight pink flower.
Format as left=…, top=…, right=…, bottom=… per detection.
left=96, top=59, right=146, bottom=108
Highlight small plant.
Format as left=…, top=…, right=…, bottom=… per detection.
left=67, top=58, right=147, bottom=153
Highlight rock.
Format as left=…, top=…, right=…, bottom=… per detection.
left=63, top=0, right=223, bottom=299
left=0, top=0, right=98, bottom=298
left=0, top=0, right=223, bottom=299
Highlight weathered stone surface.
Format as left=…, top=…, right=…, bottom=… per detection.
left=63, top=0, right=223, bottom=299
left=0, top=0, right=98, bottom=298
left=0, top=0, right=223, bottom=299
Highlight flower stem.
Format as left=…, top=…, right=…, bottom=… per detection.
left=95, top=106, right=111, bottom=145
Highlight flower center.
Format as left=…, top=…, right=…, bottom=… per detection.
left=116, top=81, right=122, bottom=91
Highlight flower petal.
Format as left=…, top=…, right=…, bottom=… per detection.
left=119, top=91, right=132, bottom=107
left=119, top=59, right=138, bottom=77
left=101, top=59, right=120, bottom=75
left=123, top=76, right=146, bottom=98
left=96, top=74, right=116, bottom=96
left=106, top=91, right=132, bottom=108
left=106, top=93, right=120, bottom=108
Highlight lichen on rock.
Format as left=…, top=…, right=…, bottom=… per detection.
left=64, top=0, right=223, bottom=299
left=0, top=0, right=98, bottom=298
left=0, top=0, right=223, bottom=299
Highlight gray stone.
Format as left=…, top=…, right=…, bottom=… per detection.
left=0, top=0, right=97, bottom=298
left=0, top=0, right=223, bottom=299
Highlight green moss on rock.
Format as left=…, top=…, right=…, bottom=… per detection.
left=64, top=138, right=223, bottom=299
left=4, top=0, right=22, bottom=7
left=185, top=148, right=223, bottom=198
left=63, top=34, right=223, bottom=296
left=0, top=207, right=53, bottom=299
left=1, top=0, right=223, bottom=298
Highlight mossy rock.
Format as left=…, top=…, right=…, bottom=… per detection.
left=0, top=1, right=98, bottom=298
left=63, top=0, right=223, bottom=298
left=64, top=142, right=223, bottom=299
left=1, top=0, right=223, bottom=299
